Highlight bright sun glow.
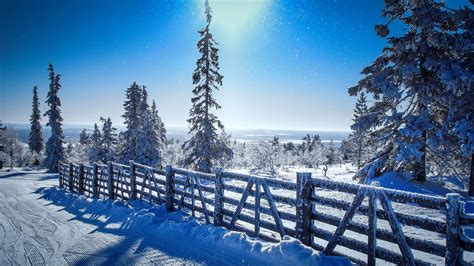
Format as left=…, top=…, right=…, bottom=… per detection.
left=207, top=0, right=269, bottom=41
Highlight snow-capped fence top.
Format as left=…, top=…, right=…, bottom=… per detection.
left=58, top=161, right=473, bottom=265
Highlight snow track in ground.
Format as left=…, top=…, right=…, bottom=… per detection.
left=0, top=170, right=348, bottom=265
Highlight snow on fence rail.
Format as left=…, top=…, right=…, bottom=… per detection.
left=57, top=161, right=473, bottom=265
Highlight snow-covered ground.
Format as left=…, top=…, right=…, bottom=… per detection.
left=0, top=169, right=350, bottom=265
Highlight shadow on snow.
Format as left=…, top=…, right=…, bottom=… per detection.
left=34, top=186, right=214, bottom=265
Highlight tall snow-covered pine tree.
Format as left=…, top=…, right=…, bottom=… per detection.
left=181, top=0, right=233, bottom=173
left=43, top=64, right=65, bottom=172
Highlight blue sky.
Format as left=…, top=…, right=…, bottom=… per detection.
left=0, top=0, right=448, bottom=131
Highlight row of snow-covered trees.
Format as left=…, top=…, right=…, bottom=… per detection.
left=66, top=84, right=168, bottom=167
left=228, top=136, right=343, bottom=177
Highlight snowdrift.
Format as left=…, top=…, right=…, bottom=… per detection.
left=39, top=186, right=350, bottom=265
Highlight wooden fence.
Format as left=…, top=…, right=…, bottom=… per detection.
left=58, top=161, right=473, bottom=265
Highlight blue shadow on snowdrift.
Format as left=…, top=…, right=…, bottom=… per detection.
left=0, top=170, right=56, bottom=180
left=34, top=187, right=349, bottom=266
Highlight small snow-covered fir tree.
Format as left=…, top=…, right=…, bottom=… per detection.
left=79, top=128, right=90, bottom=145
left=43, top=64, right=65, bottom=172
left=29, top=86, right=43, bottom=155
left=326, top=139, right=337, bottom=165
left=99, top=117, right=117, bottom=162
left=89, top=123, right=102, bottom=163
left=215, top=130, right=234, bottom=168
left=181, top=0, right=233, bottom=173
left=348, top=92, right=370, bottom=169
left=151, top=100, right=167, bottom=151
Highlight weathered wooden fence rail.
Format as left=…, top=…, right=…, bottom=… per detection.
left=58, top=161, right=473, bottom=265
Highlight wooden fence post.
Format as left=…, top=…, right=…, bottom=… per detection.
left=296, top=172, right=312, bottom=246
left=129, top=160, right=137, bottom=199
left=107, top=161, right=115, bottom=200
left=446, top=193, right=461, bottom=265
left=92, top=162, right=98, bottom=197
left=367, top=189, right=377, bottom=266
left=165, top=165, right=175, bottom=212
left=254, top=178, right=261, bottom=237
left=214, top=167, right=224, bottom=226
left=58, top=161, right=63, bottom=188
left=68, top=162, right=74, bottom=192
left=78, top=163, right=85, bottom=194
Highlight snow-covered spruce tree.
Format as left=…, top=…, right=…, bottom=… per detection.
left=65, top=142, right=74, bottom=161
left=99, top=117, right=117, bottom=163
left=326, top=139, right=337, bottom=165
left=29, top=86, right=43, bottom=155
left=135, top=88, right=163, bottom=167
left=43, top=64, right=65, bottom=172
left=181, top=0, right=233, bottom=173
left=348, top=92, right=369, bottom=170
left=120, top=82, right=143, bottom=163
left=88, top=123, right=102, bottom=163
left=215, top=130, right=235, bottom=168
left=151, top=100, right=167, bottom=152
left=349, top=1, right=466, bottom=182
left=79, top=128, right=90, bottom=145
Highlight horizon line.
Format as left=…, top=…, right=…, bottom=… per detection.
left=2, top=121, right=351, bottom=133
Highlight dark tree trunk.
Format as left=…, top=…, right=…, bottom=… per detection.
left=414, top=55, right=427, bottom=182
left=414, top=130, right=427, bottom=182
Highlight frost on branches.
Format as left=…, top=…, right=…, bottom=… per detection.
left=298, top=135, right=327, bottom=169
left=349, top=1, right=473, bottom=184
left=43, top=64, right=65, bottom=172
left=180, top=0, right=233, bottom=173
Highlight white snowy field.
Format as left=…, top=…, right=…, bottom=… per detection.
left=0, top=169, right=350, bottom=265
